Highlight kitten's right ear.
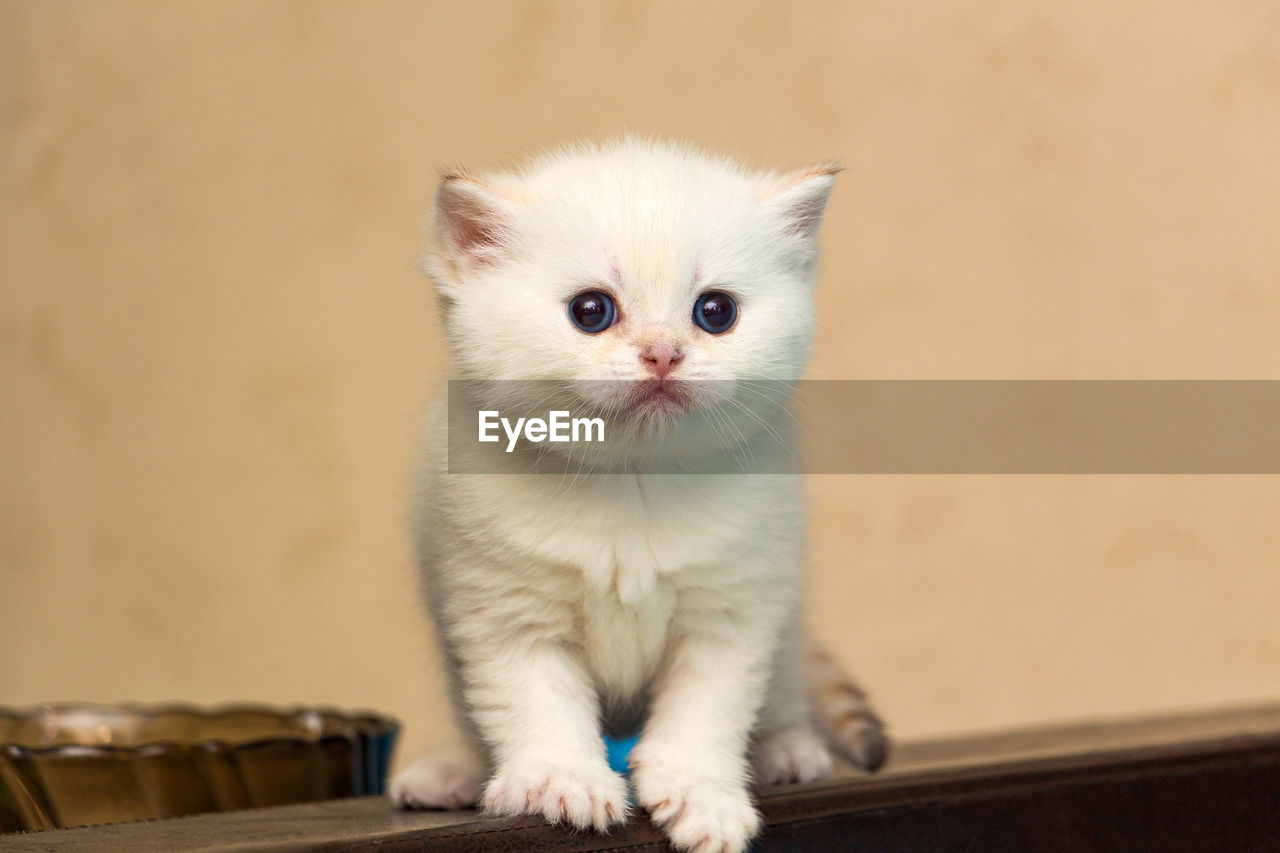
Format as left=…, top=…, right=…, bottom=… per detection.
left=435, top=172, right=520, bottom=269
left=760, top=163, right=842, bottom=242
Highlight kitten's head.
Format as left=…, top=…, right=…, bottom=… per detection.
left=426, top=138, right=836, bottom=443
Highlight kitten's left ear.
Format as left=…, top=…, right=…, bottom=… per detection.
left=435, top=172, right=522, bottom=270
left=760, top=163, right=842, bottom=242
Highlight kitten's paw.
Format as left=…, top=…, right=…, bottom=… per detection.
left=752, top=728, right=833, bottom=787
left=390, top=745, right=483, bottom=810
left=631, top=753, right=760, bottom=853
left=482, top=755, right=628, bottom=831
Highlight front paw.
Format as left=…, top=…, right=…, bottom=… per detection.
left=481, top=755, right=629, bottom=832
left=630, top=749, right=761, bottom=853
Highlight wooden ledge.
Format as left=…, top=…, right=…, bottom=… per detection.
left=5, top=704, right=1280, bottom=851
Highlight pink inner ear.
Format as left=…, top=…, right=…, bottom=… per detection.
left=438, top=178, right=509, bottom=263
left=447, top=204, right=499, bottom=254
left=785, top=195, right=829, bottom=239
left=762, top=165, right=839, bottom=242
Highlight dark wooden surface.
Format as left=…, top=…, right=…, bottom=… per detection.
left=4, top=704, right=1280, bottom=851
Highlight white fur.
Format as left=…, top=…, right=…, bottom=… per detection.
left=393, top=139, right=839, bottom=853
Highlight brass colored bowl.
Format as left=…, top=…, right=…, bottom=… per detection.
left=0, top=704, right=398, bottom=833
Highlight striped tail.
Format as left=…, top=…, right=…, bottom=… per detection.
left=807, top=643, right=889, bottom=771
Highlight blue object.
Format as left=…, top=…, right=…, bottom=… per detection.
left=604, top=732, right=640, bottom=775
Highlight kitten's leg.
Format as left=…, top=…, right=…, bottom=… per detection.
left=467, top=638, right=628, bottom=831
left=750, top=620, right=833, bottom=787
left=629, top=578, right=789, bottom=853
left=440, top=565, right=627, bottom=832
left=390, top=739, right=485, bottom=809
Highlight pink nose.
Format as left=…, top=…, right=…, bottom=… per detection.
left=641, top=343, right=684, bottom=380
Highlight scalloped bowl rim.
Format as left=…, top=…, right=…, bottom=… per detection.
left=0, top=702, right=400, bottom=759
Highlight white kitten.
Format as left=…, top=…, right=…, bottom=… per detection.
left=391, top=138, right=885, bottom=853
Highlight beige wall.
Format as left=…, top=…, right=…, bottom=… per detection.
left=3, top=1, right=1279, bottom=771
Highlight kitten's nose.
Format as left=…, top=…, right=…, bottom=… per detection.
left=641, top=343, right=684, bottom=380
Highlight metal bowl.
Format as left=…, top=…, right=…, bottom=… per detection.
left=0, top=703, right=398, bottom=833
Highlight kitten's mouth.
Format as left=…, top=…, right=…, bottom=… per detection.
left=623, top=380, right=696, bottom=419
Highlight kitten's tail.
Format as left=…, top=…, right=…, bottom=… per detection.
left=807, top=642, right=889, bottom=771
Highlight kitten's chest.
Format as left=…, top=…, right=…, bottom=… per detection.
left=522, top=474, right=745, bottom=602
left=479, top=475, right=734, bottom=694
left=580, top=582, right=675, bottom=705
left=455, top=472, right=791, bottom=698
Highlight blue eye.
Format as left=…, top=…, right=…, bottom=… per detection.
left=693, top=291, right=737, bottom=334
left=568, top=291, right=617, bottom=333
